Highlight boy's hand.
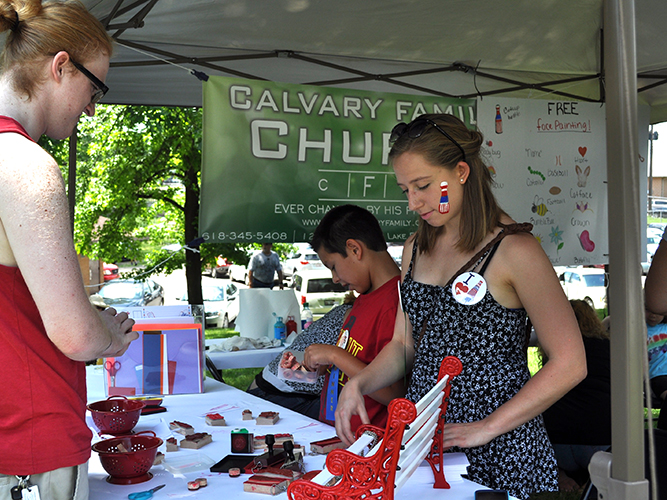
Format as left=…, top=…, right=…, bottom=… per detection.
left=303, top=344, right=338, bottom=371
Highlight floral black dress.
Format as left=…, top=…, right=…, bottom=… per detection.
left=401, top=224, right=558, bottom=500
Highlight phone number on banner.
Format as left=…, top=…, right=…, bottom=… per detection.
left=203, top=231, right=289, bottom=242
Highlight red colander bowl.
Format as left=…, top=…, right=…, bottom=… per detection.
left=87, top=396, right=145, bottom=435
left=92, top=431, right=163, bottom=485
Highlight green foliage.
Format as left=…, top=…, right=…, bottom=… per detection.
left=41, top=105, right=203, bottom=271
left=527, top=346, right=544, bottom=376
left=200, top=243, right=253, bottom=268
left=39, top=106, right=301, bottom=290
left=75, top=106, right=202, bottom=265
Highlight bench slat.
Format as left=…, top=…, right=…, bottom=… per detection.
left=415, top=374, right=449, bottom=415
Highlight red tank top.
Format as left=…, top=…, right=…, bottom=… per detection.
left=0, top=116, right=91, bottom=474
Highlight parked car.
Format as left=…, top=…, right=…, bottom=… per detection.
left=94, top=278, right=164, bottom=308
left=649, top=222, right=667, bottom=235
left=103, top=262, right=119, bottom=281
left=282, top=243, right=324, bottom=277
left=229, top=264, right=248, bottom=284
left=291, top=268, right=349, bottom=319
left=212, top=256, right=232, bottom=278
left=387, top=244, right=404, bottom=269
left=642, top=257, right=652, bottom=275
left=647, top=232, right=661, bottom=259
left=178, top=283, right=239, bottom=328
left=557, top=266, right=607, bottom=310
left=651, top=199, right=667, bottom=217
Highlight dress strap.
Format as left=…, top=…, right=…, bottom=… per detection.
left=444, top=222, right=533, bottom=289
left=405, top=237, right=420, bottom=278
left=478, top=240, right=502, bottom=276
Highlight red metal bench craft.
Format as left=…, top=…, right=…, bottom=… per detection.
left=287, top=355, right=463, bottom=500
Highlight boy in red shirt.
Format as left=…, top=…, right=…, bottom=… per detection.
left=303, top=204, right=404, bottom=432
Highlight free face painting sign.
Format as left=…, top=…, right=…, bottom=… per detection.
left=477, top=98, right=610, bottom=267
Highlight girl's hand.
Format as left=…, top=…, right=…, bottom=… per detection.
left=441, top=419, right=496, bottom=449
left=334, top=380, right=370, bottom=445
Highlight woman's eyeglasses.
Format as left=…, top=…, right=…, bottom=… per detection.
left=71, top=59, right=109, bottom=104
left=389, top=118, right=466, bottom=163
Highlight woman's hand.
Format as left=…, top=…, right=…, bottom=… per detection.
left=99, top=307, right=138, bottom=357
left=441, top=419, right=496, bottom=450
left=334, top=379, right=370, bottom=445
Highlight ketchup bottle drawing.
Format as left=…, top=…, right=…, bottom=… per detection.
left=495, top=105, right=503, bottom=134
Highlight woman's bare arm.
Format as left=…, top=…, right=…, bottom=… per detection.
left=0, top=135, right=137, bottom=360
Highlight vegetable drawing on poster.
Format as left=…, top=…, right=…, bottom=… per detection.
left=200, top=76, right=475, bottom=243
left=477, top=98, right=608, bottom=267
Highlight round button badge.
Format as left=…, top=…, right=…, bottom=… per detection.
left=451, top=272, right=487, bottom=305
left=337, top=329, right=349, bottom=349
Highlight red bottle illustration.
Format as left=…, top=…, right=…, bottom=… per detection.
left=495, top=105, right=503, bottom=134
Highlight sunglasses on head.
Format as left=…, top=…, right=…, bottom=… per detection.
left=389, top=118, right=466, bottom=163
left=71, top=59, right=108, bottom=104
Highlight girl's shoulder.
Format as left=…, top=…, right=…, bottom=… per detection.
left=494, top=224, right=552, bottom=274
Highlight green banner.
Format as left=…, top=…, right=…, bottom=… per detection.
left=200, top=76, right=475, bottom=244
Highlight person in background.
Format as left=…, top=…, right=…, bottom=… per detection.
left=248, top=242, right=284, bottom=289
left=0, top=1, right=137, bottom=498
left=541, top=300, right=611, bottom=489
left=644, top=227, right=667, bottom=431
left=247, top=294, right=354, bottom=419
left=645, top=310, right=667, bottom=431
left=334, top=114, right=586, bottom=500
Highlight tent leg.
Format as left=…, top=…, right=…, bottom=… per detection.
left=601, top=0, right=650, bottom=496
left=589, top=452, right=648, bottom=500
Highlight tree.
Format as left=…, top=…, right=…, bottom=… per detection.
left=45, top=105, right=205, bottom=303
left=41, top=105, right=298, bottom=307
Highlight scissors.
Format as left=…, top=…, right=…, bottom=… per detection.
left=128, top=484, right=165, bottom=500
left=104, top=360, right=121, bottom=387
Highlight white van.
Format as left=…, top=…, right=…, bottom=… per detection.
left=651, top=199, right=667, bottom=215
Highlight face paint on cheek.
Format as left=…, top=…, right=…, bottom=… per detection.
left=439, top=181, right=450, bottom=214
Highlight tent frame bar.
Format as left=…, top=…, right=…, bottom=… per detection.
left=109, top=40, right=605, bottom=102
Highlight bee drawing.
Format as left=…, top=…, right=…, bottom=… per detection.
left=532, top=195, right=548, bottom=216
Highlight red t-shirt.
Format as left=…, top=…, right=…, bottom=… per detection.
left=0, top=116, right=91, bottom=474
left=0, top=115, right=33, bottom=141
left=319, top=275, right=400, bottom=432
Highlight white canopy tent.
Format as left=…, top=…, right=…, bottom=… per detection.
left=73, top=1, right=662, bottom=497
left=83, top=0, right=667, bottom=122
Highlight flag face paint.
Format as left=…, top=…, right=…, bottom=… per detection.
left=439, top=181, right=450, bottom=214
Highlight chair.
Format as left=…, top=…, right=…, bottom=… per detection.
left=287, top=356, right=462, bottom=500
left=205, top=354, right=225, bottom=383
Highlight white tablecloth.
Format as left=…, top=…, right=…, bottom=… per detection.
left=86, top=366, right=503, bottom=499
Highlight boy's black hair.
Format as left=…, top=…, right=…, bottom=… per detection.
left=310, top=204, right=387, bottom=257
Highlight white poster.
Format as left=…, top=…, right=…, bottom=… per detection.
left=477, top=98, right=608, bottom=267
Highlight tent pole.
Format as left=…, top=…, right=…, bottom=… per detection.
left=590, top=0, right=649, bottom=498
